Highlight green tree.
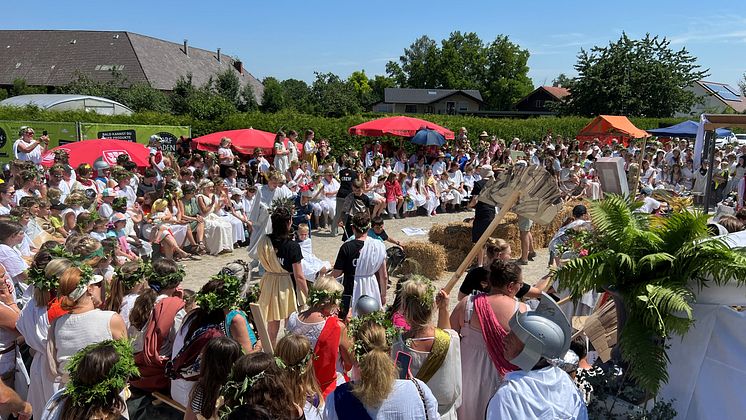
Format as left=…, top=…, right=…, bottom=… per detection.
left=238, top=83, right=260, bottom=112
left=117, top=83, right=171, bottom=113
left=387, top=35, right=441, bottom=89
left=260, top=77, right=286, bottom=113
left=562, top=33, right=708, bottom=117
left=187, top=87, right=236, bottom=121
left=311, top=72, right=361, bottom=117
left=369, top=75, right=395, bottom=104
left=215, top=69, right=241, bottom=105
left=482, top=35, right=534, bottom=111
left=387, top=33, right=533, bottom=110
left=170, top=74, right=198, bottom=115
left=279, top=79, right=312, bottom=113
left=11, top=78, right=46, bottom=96
left=439, top=31, right=486, bottom=90
left=552, top=73, right=573, bottom=88
left=348, top=70, right=378, bottom=108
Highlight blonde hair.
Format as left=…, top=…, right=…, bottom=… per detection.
left=400, top=275, right=435, bottom=330
left=267, top=170, right=283, bottom=183
left=151, top=199, right=168, bottom=213
left=66, top=236, right=103, bottom=267
left=275, top=334, right=321, bottom=408
left=351, top=321, right=397, bottom=408
left=297, top=223, right=310, bottom=235
left=312, top=275, right=344, bottom=306
left=485, top=237, right=510, bottom=260
left=58, top=267, right=85, bottom=311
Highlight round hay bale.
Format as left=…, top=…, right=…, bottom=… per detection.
left=442, top=222, right=473, bottom=250
left=398, top=258, right=423, bottom=277
left=446, top=249, right=468, bottom=271
left=402, top=241, right=446, bottom=280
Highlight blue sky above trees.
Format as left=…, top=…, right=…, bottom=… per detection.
left=7, top=0, right=746, bottom=87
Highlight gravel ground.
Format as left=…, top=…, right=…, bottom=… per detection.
left=180, top=211, right=553, bottom=311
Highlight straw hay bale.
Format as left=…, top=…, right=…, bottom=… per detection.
left=428, top=224, right=448, bottom=246
left=446, top=249, right=468, bottom=271
left=402, top=241, right=446, bottom=279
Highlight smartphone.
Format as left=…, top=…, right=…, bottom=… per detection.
left=42, top=130, right=48, bottom=136
left=339, top=295, right=352, bottom=320
left=395, top=351, right=412, bottom=380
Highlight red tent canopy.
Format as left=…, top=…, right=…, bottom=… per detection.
left=192, top=128, right=277, bottom=155
left=348, top=116, right=455, bottom=140
left=576, top=115, right=649, bottom=146
left=41, top=139, right=150, bottom=168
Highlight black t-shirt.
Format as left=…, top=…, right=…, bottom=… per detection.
left=269, top=234, right=303, bottom=283
left=459, top=266, right=530, bottom=298
left=338, top=168, right=358, bottom=198
left=333, top=239, right=366, bottom=295
left=473, top=179, right=496, bottom=220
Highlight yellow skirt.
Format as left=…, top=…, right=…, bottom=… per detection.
left=257, top=273, right=307, bottom=322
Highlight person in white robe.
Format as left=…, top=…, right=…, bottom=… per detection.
left=487, top=293, right=587, bottom=419
left=296, top=224, right=330, bottom=281
left=247, top=172, right=294, bottom=265
left=319, top=169, right=339, bottom=228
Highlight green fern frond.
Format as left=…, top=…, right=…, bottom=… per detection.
left=637, top=253, right=675, bottom=274
left=654, top=210, right=710, bottom=252
left=619, top=314, right=671, bottom=395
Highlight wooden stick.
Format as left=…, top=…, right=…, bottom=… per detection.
left=249, top=303, right=274, bottom=355
left=443, top=190, right=522, bottom=294
left=152, top=391, right=186, bottom=413
left=556, top=295, right=573, bottom=306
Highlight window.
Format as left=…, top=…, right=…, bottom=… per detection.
left=425, top=105, right=434, bottom=114
left=404, top=104, right=417, bottom=113
left=95, top=64, right=125, bottom=71
left=446, top=101, right=456, bottom=115
left=534, top=99, right=545, bottom=108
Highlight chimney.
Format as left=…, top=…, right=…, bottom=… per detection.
left=233, top=60, right=244, bottom=75
left=217, top=48, right=221, bottom=63
left=183, top=39, right=189, bottom=56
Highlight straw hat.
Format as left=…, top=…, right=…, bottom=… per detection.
left=479, top=164, right=494, bottom=179
left=479, top=131, right=489, bottom=138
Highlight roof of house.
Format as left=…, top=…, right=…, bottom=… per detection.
left=695, top=80, right=746, bottom=113
left=541, top=86, right=571, bottom=100
left=383, top=88, right=483, bottom=104
left=0, top=30, right=263, bottom=102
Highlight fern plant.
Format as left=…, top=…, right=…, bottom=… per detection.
left=555, top=195, right=746, bottom=395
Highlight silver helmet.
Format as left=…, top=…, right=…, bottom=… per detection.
left=355, top=295, right=380, bottom=316
left=93, top=160, right=110, bottom=176
left=508, top=292, right=572, bottom=371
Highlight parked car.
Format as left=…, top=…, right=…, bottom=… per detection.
left=716, top=133, right=737, bottom=148
left=735, top=133, right=746, bottom=147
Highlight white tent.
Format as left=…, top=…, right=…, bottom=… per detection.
left=0, top=94, right=133, bottom=116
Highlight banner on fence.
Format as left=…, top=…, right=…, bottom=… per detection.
left=79, top=123, right=191, bottom=154
left=0, top=120, right=78, bottom=160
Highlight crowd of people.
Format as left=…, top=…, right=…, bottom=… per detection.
left=0, top=124, right=671, bottom=420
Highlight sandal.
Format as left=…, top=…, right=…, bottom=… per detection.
left=197, top=242, right=207, bottom=255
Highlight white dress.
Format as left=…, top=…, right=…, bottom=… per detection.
left=170, top=319, right=194, bottom=407
left=320, top=178, right=339, bottom=220
left=50, top=310, right=115, bottom=393
left=17, top=296, right=54, bottom=420
left=197, top=194, right=234, bottom=255
left=218, top=206, right=246, bottom=244
left=391, top=329, right=462, bottom=419
left=298, top=238, right=331, bottom=281
left=274, top=142, right=290, bottom=174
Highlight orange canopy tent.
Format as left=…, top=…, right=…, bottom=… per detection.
left=576, top=115, right=649, bottom=146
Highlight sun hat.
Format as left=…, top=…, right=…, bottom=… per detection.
left=479, top=164, right=494, bottom=179
left=230, top=188, right=243, bottom=196
left=479, top=131, right=489, bottom=137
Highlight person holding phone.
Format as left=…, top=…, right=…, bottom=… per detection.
left=323, top=320, right=439, bottom=419
left=13, top=126, right=47, bottom=166
left=392, top=275, right=462, bottom=419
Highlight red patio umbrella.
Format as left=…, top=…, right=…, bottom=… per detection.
left=41, top=139, right=150, bottom=168
left=348, top=116, right=455, bottom=140
left=192, top=128, right=276, bottom=155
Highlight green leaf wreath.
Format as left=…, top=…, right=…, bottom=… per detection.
left=195, top=272, right=243, bottom=313
left=347, top=311, right=402, bottom=362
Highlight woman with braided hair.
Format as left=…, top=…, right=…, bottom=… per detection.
left=256, top=203, right=307, bottom=345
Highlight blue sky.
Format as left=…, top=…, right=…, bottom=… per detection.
left=6, top=0, right=746, bottom=89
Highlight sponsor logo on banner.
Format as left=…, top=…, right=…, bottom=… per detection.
left=103, top=150, right=128, bottom=165
left=157, top=132, right=178, bottom=153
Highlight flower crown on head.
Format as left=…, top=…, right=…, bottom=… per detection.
left=347, top=311, right=402, bottom=362
left=307, top=288, right=342, bottom=308
left=64, top=339, right=139, bottom=407
left=114, top=261, right=151, bottom=291
left=148, top=266, right=185, bottom=293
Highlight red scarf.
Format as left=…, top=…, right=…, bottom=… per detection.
left=131, top=296, right=184, bottom=392
left=314, top=316, right=344, bottom=398
left=473, top=293, right=517, bottom=376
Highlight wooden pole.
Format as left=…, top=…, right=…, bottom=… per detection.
left=249, top=303, right=274, bottom=355
left=443, top=189, right=522, bottom=294
left=633, top=137, right=647, bottom=194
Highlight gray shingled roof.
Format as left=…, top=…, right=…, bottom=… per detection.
left=383, top=88, right=483, bottom=104
left=0, top=30, right=263, bottom=103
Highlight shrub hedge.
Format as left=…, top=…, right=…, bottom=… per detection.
left=0, top=106, right=689, bottom=155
